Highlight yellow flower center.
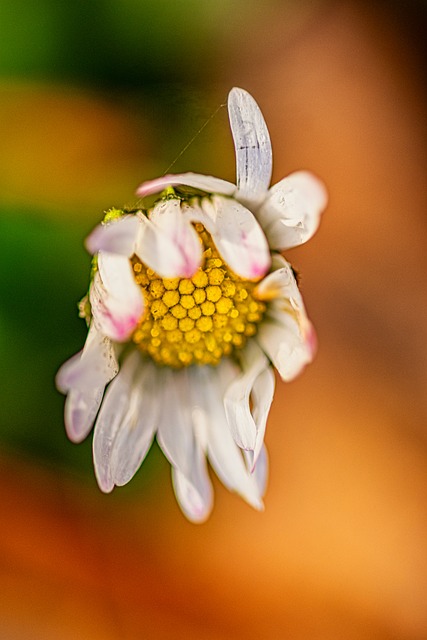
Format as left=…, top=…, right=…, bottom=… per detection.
left=131, top=225, right=267, bottom=368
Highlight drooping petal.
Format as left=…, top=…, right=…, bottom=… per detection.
left=90, top=251, right=144, bottom=342
left=156, top=368, right=196, bottom=480
left=85, top=214, right=140, bottom=256
left=56, top=324, right=119, bottom=442
left=156, top=368, right=214, bottom=522
left=228, top=87, right=272, bottom=205
left=249, top=364, right=275, bottom=467
left=223, top=341, right=272, bottom=465
left=189, top=364, right=264, bottom=510
left=172, top=446, right=213, bottom=523
left=136, top=199, right=202, bottom=278
left=136, top=173, right=236, bottom=198
left=245, top=445, right=269, bottom=497
left=110, top=360, right=159, bottom=487
left=93, top=352, right=141, bottom=493
left=257, top=171, right=327, bottom=249
left=199, top=195, right=271, bottom=280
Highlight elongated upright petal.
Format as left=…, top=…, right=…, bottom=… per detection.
left=90, top=251, right=144, bottom=342
left=257, top=171, right=327, bottom=249
left=199, top=195, right=271, bottom=280
left=85, top=214, right=140, bottom=256
left=137, top=199, right=202, bottom=278
left=228, top=87, right=272, bottom=205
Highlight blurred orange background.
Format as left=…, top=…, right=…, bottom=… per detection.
left=1, top=1, right=427, bottom=638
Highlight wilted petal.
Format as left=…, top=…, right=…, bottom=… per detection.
left=93, top=352, right=141, bottom=493
left=90, top=251, right=144, bottom=342
left=224, top=341, right=272, bottom=464
left=190, top=365, right=263, bottom=510
left=257, top=171, right=327, bottom=249
left=172, top=446, right=213, bottom=523
left=137, top=200, right=202, bottom=278
left=228, top=87, right=272, bottom=205
left=136, top=172, right=236, bottom=198
left=200, top=195, right=270, bottom=280
left=110, top=360, right=159, bottom=486
left=85, top=214, right=140, bottom=256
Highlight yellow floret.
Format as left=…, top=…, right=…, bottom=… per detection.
left=130, top=227, right=268, bottom=368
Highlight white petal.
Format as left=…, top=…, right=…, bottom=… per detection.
left=90, top=251, right=144, bottom=342
left=250, top=364, right=275, bottom=467
left=228, top=87, right=272, bottom=204
left=223, top=341, right=271, bottom=460
left=257, top=171, right=327, bottom=249
left=190, top=364, right=264, bottom=510
left=110, top=360, right=159, bottom=486
left=56, top=326, right=118, bottom=393
left=156, top=368, right=196, bottom=480
left=137, top=199, right=202, bottom=278
left=200, top=195, right=271, bottom=280
left=245, top=445, right=269, bottom=497
left=256, top=315, right=315, bottom=382
left=85, top=214, right=140, bottom=256
left=172, top=446, right=213, bottom=523
left=56, top=324, right=119, bottom=443
left=93, top=352, right=141, bottom=493
left=254, top=254, right=302, bottom=304
left=136, top=173, right=236, bottom=198
left=64, top=386, right=104, bottom=444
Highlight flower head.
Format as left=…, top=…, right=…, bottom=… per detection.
left=56, top=88, right=327, bottom=522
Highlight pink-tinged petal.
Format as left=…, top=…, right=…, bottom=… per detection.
left=172, top=447, right=213, bottom=524
left=85, top=214, right=140, bottom=256
left=56, top=324, right=119, bottom=442
left=90, top=251, right=144, bottom=342
left=136, top=172, right=236, bottom=198
left=142, top=199, right=202, bottom=277
left=228, top=87, right=272, bottom=205
left=201, top=195, right=271, bottom=280
left=189, top=364, right=264, bottom=510
left=110, top=360, right=159, bottom=487
left=256, top=253, right=317, bottom=380
left=224, top=341, right=274, bottom=469
left=93, top=352, right=141, bottom=493
left=257, top=171, right=328, bottom=249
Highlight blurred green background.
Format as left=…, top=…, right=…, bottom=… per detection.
left=1, top=1, right=427, bottom=639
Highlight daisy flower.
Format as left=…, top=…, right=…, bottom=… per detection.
left=56, top=87, right=327, bottom=522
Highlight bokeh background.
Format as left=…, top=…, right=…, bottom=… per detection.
left=1, top=1, right=427, bottom=638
